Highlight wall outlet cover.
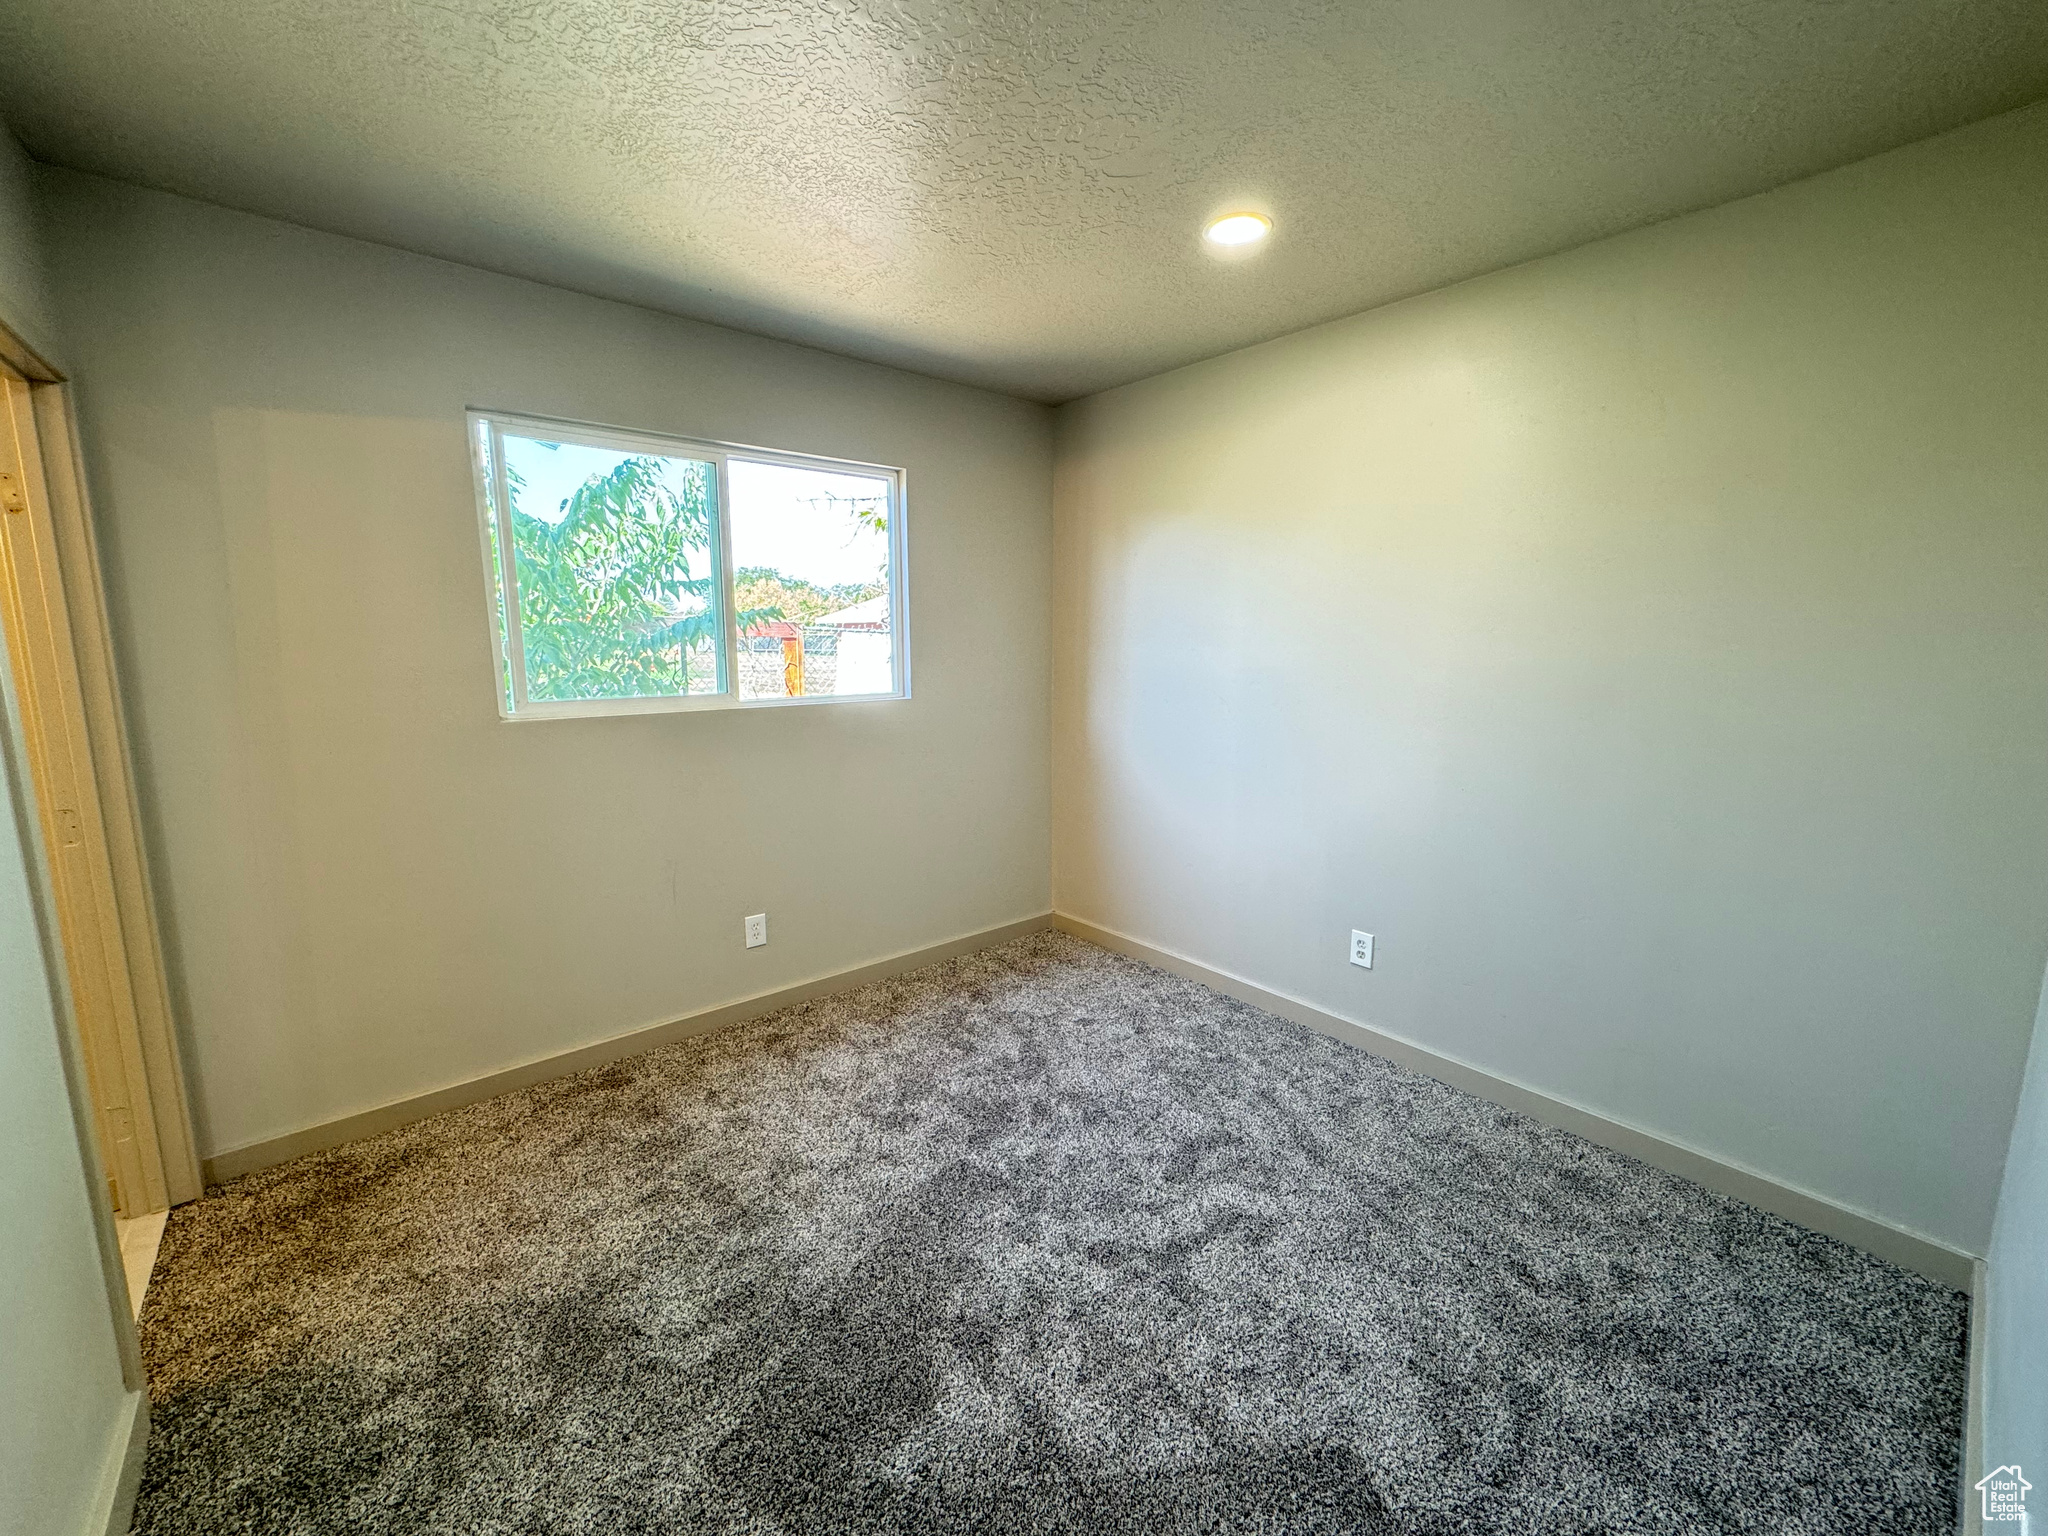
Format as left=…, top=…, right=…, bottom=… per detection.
left=745, top=913, right=768, bottom=948
left=1350, top=930, right=1374, bottom=968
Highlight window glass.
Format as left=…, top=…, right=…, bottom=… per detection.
left=495, top=431, right=722, bottom=703
left=728, top=458, right=895, bottom=701
left=472, top=414, right=903, bottom=718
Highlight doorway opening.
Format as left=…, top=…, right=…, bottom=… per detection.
left=0, top=331, right=198, bottom=1313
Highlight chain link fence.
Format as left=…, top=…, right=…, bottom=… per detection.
left=738, top=624, right=892, bottom=698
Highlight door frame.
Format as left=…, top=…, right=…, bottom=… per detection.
left=0, top=318, right=200, bottom=1221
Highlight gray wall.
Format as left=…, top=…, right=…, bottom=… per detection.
left=41, top=169, right=1053, bottom=1160
left=0, top=136, right=137, bottom=1536
left=0, top=127, right=59, bottom=364
left=1986, top=959, right=2048, bottom=1495
left=1052, top=103, right=2048, bottom=1256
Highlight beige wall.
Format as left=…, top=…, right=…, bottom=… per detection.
left=1053, top=103, right=2048, bottom=1255
left=41, top=170, right=1053, bottom=1160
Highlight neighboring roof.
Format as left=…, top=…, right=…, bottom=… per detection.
left=4, top=1, right=2044, bottom=401
left=812, top=596, right=889, bottom=630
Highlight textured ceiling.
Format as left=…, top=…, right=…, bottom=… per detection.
left=3, top=1, right=2045, bottom=401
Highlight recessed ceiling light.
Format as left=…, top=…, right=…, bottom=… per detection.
left=1203, top=213, right=1272, bottom=246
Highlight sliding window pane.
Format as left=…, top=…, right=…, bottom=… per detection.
left=728, top=458, right=896, bottom=700
left=496, top=430, right=722, bottom=702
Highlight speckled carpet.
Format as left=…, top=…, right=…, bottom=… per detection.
left=134, top=933, right=1967, bottom=1534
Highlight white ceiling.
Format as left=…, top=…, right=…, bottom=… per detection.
left=4, top=1, right=2044, bottom=402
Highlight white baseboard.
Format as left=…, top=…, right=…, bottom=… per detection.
left=1962, top=1258, right=1988, bottom=1535
left=1053, top=912, right=1977, bottom=1291
left=90, top=1390, right=147, bottom=1536
left=202, top=913, right=1056, bottom=1184
left=197, top=904, right=1974, bottom=1293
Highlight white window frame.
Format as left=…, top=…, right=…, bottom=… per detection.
left=468, top=409, right=910, bottom=721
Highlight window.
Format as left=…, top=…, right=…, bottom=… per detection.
left=469, top=412, right=906, bottom=718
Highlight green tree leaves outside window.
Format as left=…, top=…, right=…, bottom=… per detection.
left=507, top=454, right=783, bottom=700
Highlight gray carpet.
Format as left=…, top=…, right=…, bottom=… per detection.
left=134, top=933, right=1967, bottom=1534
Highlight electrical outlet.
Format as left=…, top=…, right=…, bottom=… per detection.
left=744, top=913, right=768, bottom=948
left=1349, top=930, right=1374, bottom=969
